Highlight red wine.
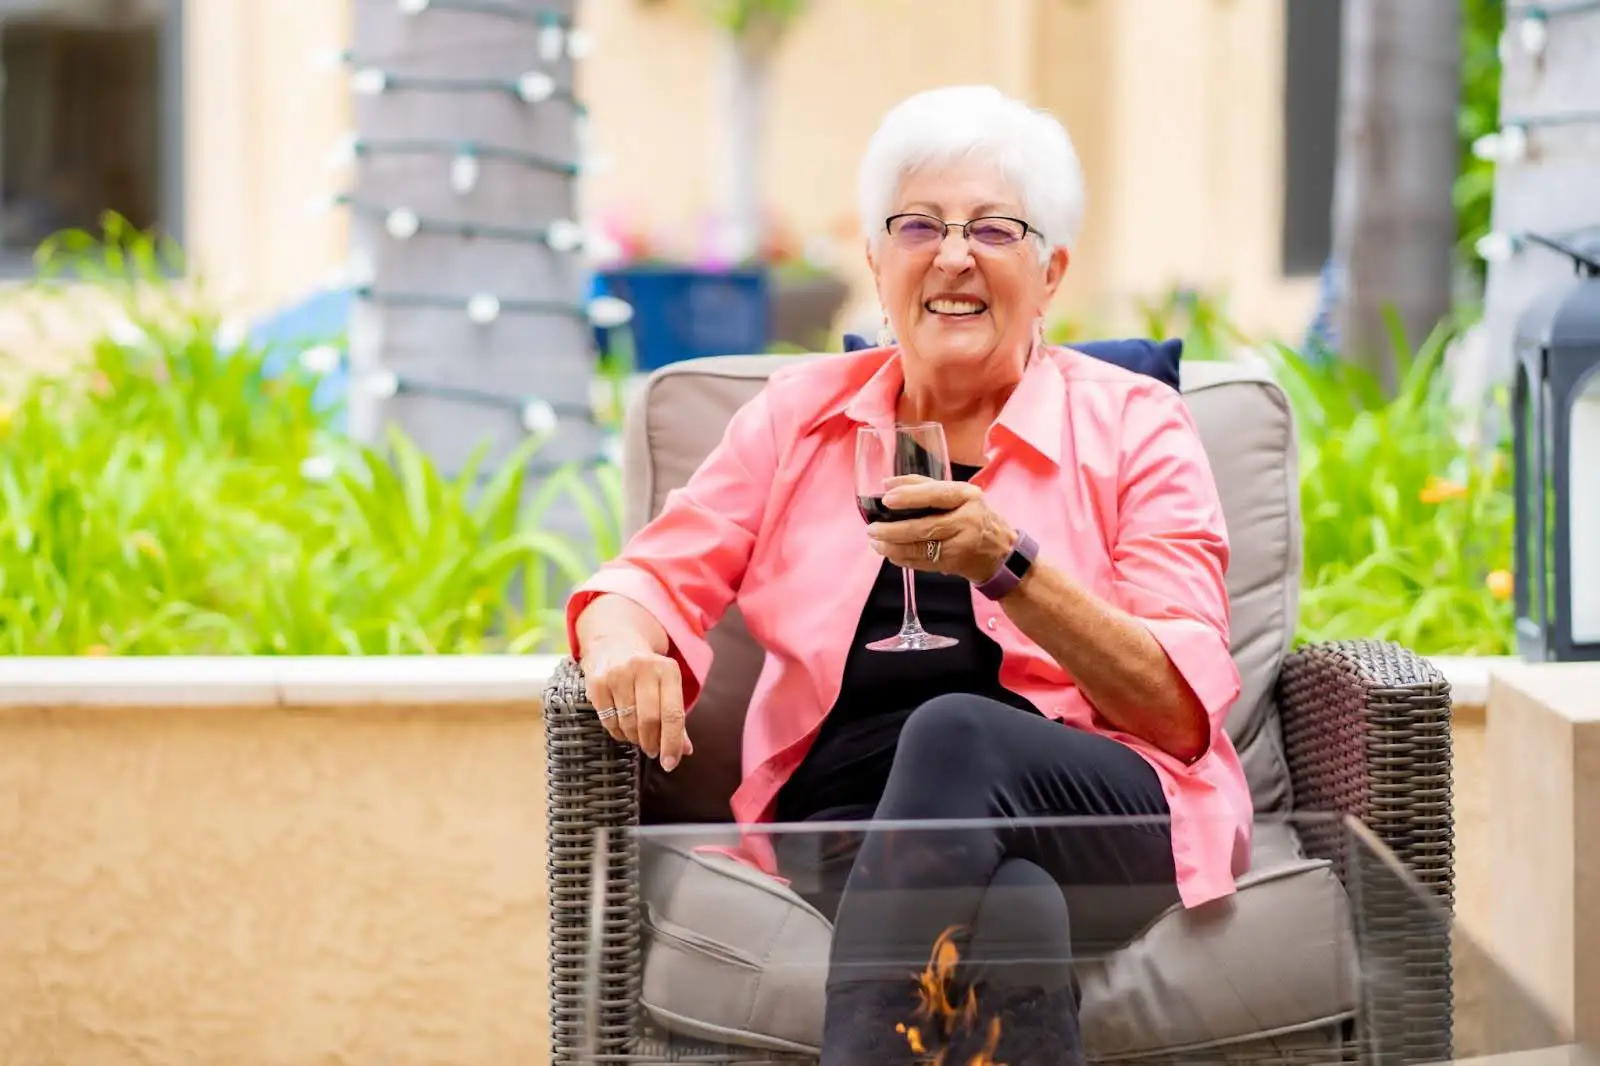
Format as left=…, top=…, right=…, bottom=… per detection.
left=857, top=495, right=946, bottom=524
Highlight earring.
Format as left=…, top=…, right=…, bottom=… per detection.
left=877, top=316, right=895, bottom=348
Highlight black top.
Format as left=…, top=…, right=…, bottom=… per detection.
left=773, top=462, right=1041, bottom=824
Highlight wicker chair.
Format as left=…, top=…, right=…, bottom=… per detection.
left=542, top=354, right=1454, bottom=1064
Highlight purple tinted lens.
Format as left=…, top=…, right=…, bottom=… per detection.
left=970, top=220, right=1023, bottom=245
left=896, top=217, right=945, bottom=242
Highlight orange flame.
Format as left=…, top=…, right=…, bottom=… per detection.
left=898, top=925, right=1006, bottom=1065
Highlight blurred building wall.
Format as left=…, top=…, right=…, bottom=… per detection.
left=178, top=0, right=1321, bottom=342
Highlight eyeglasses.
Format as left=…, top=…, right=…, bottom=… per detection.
left=884, top=212, right=1039, bottom=250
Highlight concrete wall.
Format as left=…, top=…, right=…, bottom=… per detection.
left=0, top=658, right=552, bottom=1066
left=177, top=0, right=1320, bottom=342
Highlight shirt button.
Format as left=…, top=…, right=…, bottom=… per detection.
left=985, top=618, right=998, bottom=631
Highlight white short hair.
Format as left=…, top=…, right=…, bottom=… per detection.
left=856, top=85, right=1085, bottom=258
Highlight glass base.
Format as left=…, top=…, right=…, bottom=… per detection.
left=865, top=629, right=960, bottom=652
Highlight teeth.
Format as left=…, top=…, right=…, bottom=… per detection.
left=927, top=298, right=985, bottom=314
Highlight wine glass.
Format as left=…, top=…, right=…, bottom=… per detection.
left=854, top=422, right=960, bottom=652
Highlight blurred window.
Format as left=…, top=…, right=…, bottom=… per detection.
left=1281, top=0, right=1343, bottom=277
left=0, top=0, right=180, bottom=274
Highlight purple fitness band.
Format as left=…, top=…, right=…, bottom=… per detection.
left=975, top=529, right=1039, bottom=600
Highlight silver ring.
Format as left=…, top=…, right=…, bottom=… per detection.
left=596, top=707, right=621, bottom=722
left=616, top=706, right=636, bottom=717
left=925, top=540, right=941, bottom=562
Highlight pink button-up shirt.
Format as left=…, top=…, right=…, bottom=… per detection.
left=565, top=344, right=1252, bottom=908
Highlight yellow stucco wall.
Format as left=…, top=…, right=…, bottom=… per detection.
left=0, top=698, right=549, bottom=1064
left=179, top=0, right=1318, bottom=340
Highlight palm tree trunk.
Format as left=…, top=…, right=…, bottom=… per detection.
left=1330, top=0, right=1463, bottom=395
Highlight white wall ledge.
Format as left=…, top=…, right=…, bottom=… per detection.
left=1427, top=655, right=1520, bottom=710
left=0, top=655, right=565, bottom=708
left=0, top=652, right=1514, bottom=712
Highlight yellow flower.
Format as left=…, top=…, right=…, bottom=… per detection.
left=1486, top=570, right=1513, bottom=601
left=128, top=531, right=162, bottom=560
left=1419, top=476, right=1468, bottom=504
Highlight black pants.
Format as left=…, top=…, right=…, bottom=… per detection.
left=774, top=694, right=1181, bottom=1065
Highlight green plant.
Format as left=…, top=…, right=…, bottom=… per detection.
left=1266, top=312, right=1514, bottom=655
left=1457, top=0, right=1505, bottom=287
left=0, top=215, right=621, bottom=656
left=1047, top=288, right=1250, bottom=362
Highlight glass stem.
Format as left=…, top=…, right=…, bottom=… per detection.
left=900, top=565, right=924, bottom=635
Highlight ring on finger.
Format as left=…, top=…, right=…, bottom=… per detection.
left=616, top=706, right=636, bottom=718
left=925, top=539, right=941, bottom=562
left=596, top=706, right=622, bottom=722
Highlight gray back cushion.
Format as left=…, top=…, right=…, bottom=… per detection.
left=619, top=354, right=1300, bottom=822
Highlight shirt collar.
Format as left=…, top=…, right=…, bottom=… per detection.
left=822, top=344, right=1063, bottom=469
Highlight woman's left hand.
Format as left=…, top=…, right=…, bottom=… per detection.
left=866, top=476, right=1018, bottom=585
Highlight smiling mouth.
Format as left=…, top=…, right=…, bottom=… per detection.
left=925, top=298, right=988, bottom=317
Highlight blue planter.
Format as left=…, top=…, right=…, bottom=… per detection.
left=593, top=266, right=770, bottom=371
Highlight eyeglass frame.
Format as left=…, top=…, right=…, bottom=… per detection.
left=883, top=211, right=1043, bottom=250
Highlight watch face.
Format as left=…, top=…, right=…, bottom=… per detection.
left=1005, top=550, right=1032, bottom=579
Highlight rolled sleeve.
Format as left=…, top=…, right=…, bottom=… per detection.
left=1111, top=384, right=1242, bottom=745
left=564, top=387, right=780, bottom=710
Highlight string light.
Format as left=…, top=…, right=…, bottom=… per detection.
left=1506, top=0, right=1600, bottom=58
left=1476, top=227, right=1600, bottom=277
left=351, top=369, right=601, bottom=428
left=325, top=136, right=581, bottom=177
left=331, top=194, right=590, bottom=251
left=347, top=67, right=585, bottom=111
left=397, top=0, right=574, bottom=28
left=353, top=287, right=635, bottom=328
left=1472, top=111, right=1600, bottom=164
left=300, top=345, right=344, bottom=375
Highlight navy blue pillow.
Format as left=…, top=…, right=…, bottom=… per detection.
left=841, top=332, right=1182, bottom=393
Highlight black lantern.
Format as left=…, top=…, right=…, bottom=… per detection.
left=1512, top=239, right=1600, bottom=662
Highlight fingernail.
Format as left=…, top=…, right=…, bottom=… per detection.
left=661, top=755, right=679, bottom=772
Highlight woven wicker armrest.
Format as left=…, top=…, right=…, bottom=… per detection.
left=1278, top=639, right=1455, bottom=1064
left=1277, top=638, right=1454, bottom=900
left=543, top=655, right=644, bottom=1063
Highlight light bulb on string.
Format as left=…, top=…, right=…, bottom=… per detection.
left=1476, top=231, right=1519, bottom=264
left=520, top=399, right=559, bottom=436
left=545, top=218, right=584, bottom=252
left=326, top=133, right=360, bottom=169
left=567, top=28, right=595, bottom=58
left=363, top=370, right=401, bottom=399
left=516, top=71, right=556, bottom=103
left=301, top=344, right=343, bottom=375
left=451, top=152, right=480, bottom=194
left=1519, top=14, right=1549, bottom=57
left=587, top=295, right=634, bottom=329
left=466, top=294, right=502, bottom=324
left=309, top=48, right=350, bottom=72
left=1472, top=124, right=1528, bottom=164
left=385, top=208, right=421, bottom=240
left=350, top=68, right=388, bottom=96
left=539, top=24, right=565, bottom=63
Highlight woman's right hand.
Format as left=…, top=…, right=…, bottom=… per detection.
left=581, top=641, right=693, bottom=772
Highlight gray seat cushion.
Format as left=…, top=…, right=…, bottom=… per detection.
left=636, top=821, right=1359, bottom=1059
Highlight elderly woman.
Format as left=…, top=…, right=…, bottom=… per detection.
left=566, top=85, right=1251, bottom=1064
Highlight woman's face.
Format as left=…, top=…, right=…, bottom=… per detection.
left=869, top=161, right=1069, bottom=375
